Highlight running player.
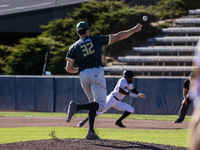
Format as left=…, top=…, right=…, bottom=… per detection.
left=66, top=21, right=142, bottom=140
left=77, top=70, right=146, bottom=128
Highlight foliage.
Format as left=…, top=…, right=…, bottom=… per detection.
left=4, top=0, right=200, bottom=74
left=5, top=37, right=64, bottom=75
left=0, top=45, right=12, bottom=74
left=41, top=1, right=159, bottom=57
left=4, top=0, right=167, bottom=75
left=41, top=18, right=77, bottom=46
left=154, top=0, right=200, bottom=19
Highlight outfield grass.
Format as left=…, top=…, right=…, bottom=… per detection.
left=0, top=111, right=191, bottom=147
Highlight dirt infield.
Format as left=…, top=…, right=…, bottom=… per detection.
left=0, top=116, right=188, bottom=149
left=0, top=116, right=189, bottom=130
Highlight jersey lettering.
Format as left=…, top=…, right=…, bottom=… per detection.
left=80, top=42, right=95, bottom=57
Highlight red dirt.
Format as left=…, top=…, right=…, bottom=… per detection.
left=0, top=116, right=189, bottom=130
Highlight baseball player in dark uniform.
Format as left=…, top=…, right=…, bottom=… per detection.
left=77, top=70, right=146, bottom=128
left=173, top=72, right=194, bottom=123
left=66, top=21, right=142, bottom=140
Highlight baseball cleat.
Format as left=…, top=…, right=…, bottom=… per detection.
left=86, top=130, right=100, bottom=140
left=77, top=120, right=86, bottom=127
left=115, top=121, right=126, bottom=128
left=173, top=120, right=182, bottom=123
left=66, top=101, right=78, bottom=123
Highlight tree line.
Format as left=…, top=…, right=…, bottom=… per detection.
left=0, top=0, right=199, bottom=75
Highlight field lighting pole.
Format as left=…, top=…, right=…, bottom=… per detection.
left=171, top=0, right=173, bottom=26
left=42, top=0, right=58, bottom=75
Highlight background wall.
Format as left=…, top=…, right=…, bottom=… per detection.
left=0, top=75, right=193, bottom=115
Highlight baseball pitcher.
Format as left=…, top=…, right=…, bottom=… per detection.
left=66, top=21, right=142, bottom=140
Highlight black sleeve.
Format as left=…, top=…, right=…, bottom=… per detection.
left=130, top=88, right=139, bottom=94
left=183, top=79, right=189, bottom=90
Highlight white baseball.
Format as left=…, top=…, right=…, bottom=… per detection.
left=142, top=16, right=148, bottom=21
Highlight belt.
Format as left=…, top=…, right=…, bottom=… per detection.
left=80, top=66, right=101, bottom=72
left=93, top=66, right=100, bottom=69
left=114, top=96, right=120, bottom=101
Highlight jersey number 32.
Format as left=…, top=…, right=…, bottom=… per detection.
left=80, top=42, right=95, bottom=57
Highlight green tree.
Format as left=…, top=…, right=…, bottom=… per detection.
left=154, top=0, right=200, bottom=20
left=5, top=0, right=160, bottom=75
left=0, top=45, right=12, bottom=74
left=5, top=37, right=64, bottom=75
left=41, top=1, right=158, bottom=57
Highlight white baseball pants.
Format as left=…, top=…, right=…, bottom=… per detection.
left=79, top=67, right=106, bottom=112
left=96, top=94, right=134, bottom=116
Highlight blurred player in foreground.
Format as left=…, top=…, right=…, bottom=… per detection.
left=66, top=21, right=142, bottom=140
left=173, top=72, right=194, bottom=123
left=77, top=70, right=146, bottom=128
left=189, top=39, right=200, bottom=150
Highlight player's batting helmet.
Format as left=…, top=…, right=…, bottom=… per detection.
left=123, top=70, right=135, bottom=78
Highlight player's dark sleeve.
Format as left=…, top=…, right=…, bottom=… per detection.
left=66, top=44, right=75, bottom=60
left=98, top=35, right=109, bottom=45
left=183, top=79, right=189, bottom=90
left=130, top=88, right=139, bottom=94
left=119, top=87, right=129, bottom=95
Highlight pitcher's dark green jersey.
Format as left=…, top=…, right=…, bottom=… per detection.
left=66, top=35, right=110, bottom=72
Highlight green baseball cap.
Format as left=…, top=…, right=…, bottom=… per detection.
left=76, top=21, right=90, bottom=31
